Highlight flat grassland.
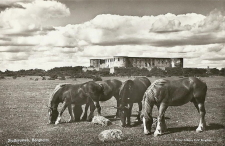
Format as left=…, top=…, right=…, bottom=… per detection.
left=0, top=76, right=224, bottom=146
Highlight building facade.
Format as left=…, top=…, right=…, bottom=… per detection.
left=90, top=56, right=183, bottom=69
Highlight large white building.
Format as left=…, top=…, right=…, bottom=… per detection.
left=90, top=56, right=183, bottom=69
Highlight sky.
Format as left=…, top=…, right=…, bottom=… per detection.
left=0, top=0, right=225, bottom=71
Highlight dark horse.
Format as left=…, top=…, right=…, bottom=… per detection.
left=142, top=77, right=207, bottom=136
left=48, top=81, right=103, bottom=124
left=81, top=79, right=122, bottom=120
left=116, top=77, right=151, bottom=127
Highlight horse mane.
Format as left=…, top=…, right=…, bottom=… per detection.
left=142, top=79, right=168, bottom=120
left=119, top=80, right=132, bottom=94
left=48, top=83, right=69, bottom=107
left=144, top=79, right=168, bottom=103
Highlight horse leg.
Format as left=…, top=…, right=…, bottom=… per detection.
left=136, top=102, right=142, bottom=122
left=66, top=104, right=75, bottom=123
left=95, top=101, right=101, bottom=116
left=154, top=103, right=168, bottom=137
left=143, top=102, right=154, bottom=135
left=81, top=103, right=89, bottom=121
left=126, top=103, right=133, bottom=126
left=191, top=98, right=199, bottom=113
left=55, top=101, right=68, bottom=125
left=115, top=97, right=120, bottom=118
left=87, top=101, right=96, bottom=122
left=156, top=105, right=167, bottom=133
left=196, top=103, right=206, bottom=132
left=74, top=105, right=82, bottom=122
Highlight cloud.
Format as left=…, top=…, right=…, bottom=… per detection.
left=0, top=0, right=70, bottom=33
left=0, top=0, right=31, bottom=11
left=191, top=9, right=225, bottom=33
left=1, top=7, right=225, bottom=71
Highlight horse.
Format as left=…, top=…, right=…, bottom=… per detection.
left=81, top=79, right=122, bottom=121
left=48, top=81, right=104, bottom=125
left=115, top=77, right=151, bottom=127
left=142, top=77, right=207, bottom=136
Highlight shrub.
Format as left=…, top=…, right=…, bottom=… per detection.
left=148, top=67, right=166, bottom=77
left=0, top=76, right=5, bottom=79
left=93, top=75, right=102, bottom=81
left=59, top=76, right=66, bottom=80
left=49, top=74, right=58, bottom=80
left=165, top=67, right=183, bottom=76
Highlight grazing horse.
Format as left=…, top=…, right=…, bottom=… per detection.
left=48, top=81, right=103, bottom=125
left=116, top=77, right=151, bottom=127
left=81, top=79, right=122, bottom=120
left=142, top=77, right=207, bottom=136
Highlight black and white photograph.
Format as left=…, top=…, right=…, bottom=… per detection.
left=0, top=0, right=224, bottom=145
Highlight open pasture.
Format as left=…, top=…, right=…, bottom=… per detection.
left=0, top=76, right=224, bottom=145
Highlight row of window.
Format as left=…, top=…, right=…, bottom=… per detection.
left=92, top=58, right=171, bottom=64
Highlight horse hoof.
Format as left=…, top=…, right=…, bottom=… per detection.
left=154, top=131, right=162, bottom=137
left=196, top=126, right=205, bottom=133
left=196, top=129, right=204, bottom=133
left=87, top=118, right=92, bottom=122
left=144, top=131, right=151, bottom=135
left=126, top=124, right=131, bottom=127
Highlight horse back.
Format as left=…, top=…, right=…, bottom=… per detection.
left=124, top=77, right=151, bottom=103
left=133, top=77, right=151, bottom=94
left=78, top=81, right=104, bottom=102
left=96, top=79, right=122, bottom=101
left=150, top=77, right=207, bottom=106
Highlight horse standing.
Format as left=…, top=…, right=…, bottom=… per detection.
left=81, top=79, right=122, bottom=120
left=142, top=77, right=207, bottom=136
left=48, top=81, right=103, bottom=124
left=116, top=77, right=151, bottom=127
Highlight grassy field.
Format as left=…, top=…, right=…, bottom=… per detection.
left=0, top=76, right=224, bottom=146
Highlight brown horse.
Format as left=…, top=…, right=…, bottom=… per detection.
left=142, top=77, right=207, bottom=136
left=81, top=79, right=122, bottom=120
left=115, top=77, right=151, bottom=127
left=48, top=81, right=103, bottom=124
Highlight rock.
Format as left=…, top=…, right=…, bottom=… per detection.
left=98, top=129, right=125, bottom=142
left=92, top=116, right=112, bottom=126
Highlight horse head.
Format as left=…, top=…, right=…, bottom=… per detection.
left=48, top=107, right=59, bottom=124
left=116, top=80, right=134, bottom=127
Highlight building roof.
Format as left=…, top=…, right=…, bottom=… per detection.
left=90, top=56, right=183, bottom=60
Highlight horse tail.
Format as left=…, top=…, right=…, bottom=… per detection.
left=48, top=84, right=68, bottom=107
left=142, top=79, right=167, bottom=120
left=142, top=87, right=155, bottom=120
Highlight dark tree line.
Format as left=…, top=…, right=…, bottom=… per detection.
left=0, top=66, right=224, bottom=79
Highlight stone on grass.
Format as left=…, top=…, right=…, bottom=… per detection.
left=98, top=129, right=125, bottom=142
left=92, top=116, right=112, bottom=126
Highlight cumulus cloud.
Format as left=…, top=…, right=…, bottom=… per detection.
left=191, top=9, right=225, bottom=33
left=0, top=0, right=70, bottom=33
left=1, top=6, right=225, bottom=71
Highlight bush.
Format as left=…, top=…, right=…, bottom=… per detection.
left=49, top=74, right=58, bottom=80
left=92, top=75, right=102, bottom=81
left=165, top=67, right=183, bottom=76
left=59, top=76, right=66, bottom=80
left=0, top=76, right=5, bottom=79
left=148, top=67, right=166, bottom=77
left=114, top=67, right=149, bottom=76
